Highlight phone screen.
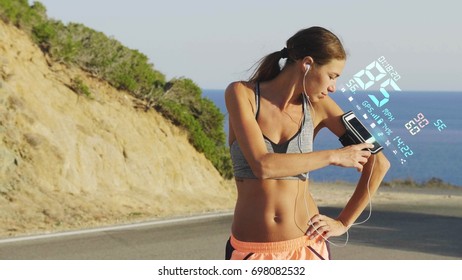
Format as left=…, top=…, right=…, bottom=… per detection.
left=348, top=117, right=373, bottom=140
left=341, top=111, right=383, bottom=154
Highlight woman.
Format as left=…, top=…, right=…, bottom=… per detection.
left=224, top=26, right=390, bottom=260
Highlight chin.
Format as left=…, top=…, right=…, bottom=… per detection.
left=309, top=97, right=321, bottom=103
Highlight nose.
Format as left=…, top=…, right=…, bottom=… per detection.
left=328, top=82, right=336, bottom=93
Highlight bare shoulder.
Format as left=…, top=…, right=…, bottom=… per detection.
left=225, top=81, right=256, bottom=110
left=225, top=81, right=253, bottom=98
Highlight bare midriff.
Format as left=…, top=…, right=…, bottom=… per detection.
left=231, top=178, right=319, bottom=242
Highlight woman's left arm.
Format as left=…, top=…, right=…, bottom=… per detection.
left=307, top=96, right=390, bottom=240
left=336, top=151, right=390, bottom=227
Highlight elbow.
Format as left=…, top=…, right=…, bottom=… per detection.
left=250, top=155, right=274, bottom=179
left=374, top=153, right=391, bottom=174
left=251, top=168, right=266, bottom=180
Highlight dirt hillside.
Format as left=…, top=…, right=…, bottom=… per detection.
left=0, top=21, right=235, bottom=238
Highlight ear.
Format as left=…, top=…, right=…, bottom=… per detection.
left=301, top=56, right=314, bottom=71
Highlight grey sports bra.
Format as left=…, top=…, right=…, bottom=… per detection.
left=230, top=83, right=314, bottom=180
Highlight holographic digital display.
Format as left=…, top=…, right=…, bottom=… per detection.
left=339, top=56, right=447, bottom=166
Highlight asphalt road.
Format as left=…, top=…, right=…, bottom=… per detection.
left=0, top=206, right=461, bottom=260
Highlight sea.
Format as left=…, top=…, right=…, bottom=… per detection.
left=203, top=89, right=462, bottom=187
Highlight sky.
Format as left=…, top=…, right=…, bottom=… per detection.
left=33, top=0, right=462, bottom=91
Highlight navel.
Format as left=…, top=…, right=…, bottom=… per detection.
left=273, top=215, right=282, bottom=223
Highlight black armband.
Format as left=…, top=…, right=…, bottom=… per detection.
left=338, top=111, right=383, bottom=154
left=339, top=130, right=359, bottom=147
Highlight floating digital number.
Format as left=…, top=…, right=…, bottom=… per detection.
left=341, top=55, right=448, bottom=165
left=342, top=56, right=409, bottom=163
left=393, top=136, right=413, bottom=157
left=405, top=113, right=429, bottom=135
left=347, top=56, right=401, bottom=108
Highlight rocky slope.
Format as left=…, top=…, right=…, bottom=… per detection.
left=0, top=20, right=235, bottom=237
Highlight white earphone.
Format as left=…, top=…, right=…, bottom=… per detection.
left=303, top=64, right=311, bottom=101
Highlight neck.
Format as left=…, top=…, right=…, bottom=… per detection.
left=259, top=65, right=303, bottom=110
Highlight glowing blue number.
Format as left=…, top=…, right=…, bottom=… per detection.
left=353, top=61, right=387, bottom=90
left=369, top=78, right=401, bottom=107
left=404, top=150, right=414, bottom=157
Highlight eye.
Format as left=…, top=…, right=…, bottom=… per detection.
left=329, top=74, right=339, bottom=80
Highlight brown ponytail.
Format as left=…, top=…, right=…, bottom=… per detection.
left=248, top=50, right=285, bottom=83
left=249, top=26, right=346, bottom=83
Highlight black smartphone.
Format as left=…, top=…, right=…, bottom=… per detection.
left=340, top=111, right=383, bottom=154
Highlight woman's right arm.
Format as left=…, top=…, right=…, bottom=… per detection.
left=225, top=82, right=372, bottom=179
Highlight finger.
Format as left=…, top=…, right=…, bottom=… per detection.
left=323, top=231, right=333, bottom=239
left=308, top=214, right=322, bottom=225
left=360, top=150, right=372, bottom=157
left=306, top=221, right=316, bottom=236
left=318, top=214, right=329, bottom=220
left=316, top=224, right=329, bottom=233
left=307, top=217, right=324, bottom=237
left=365, top=143, right=375, bottom=149
left=311, top=225, right=330, bottom=240
left=358, top=157, right=370, bottom=166
left=309, top=227, right=325, bottom=239
left=309, top=221, right=323, bottom=233
left=355, top=143, right=373, bottom=150
left=307, top=214, right=329, bottom=231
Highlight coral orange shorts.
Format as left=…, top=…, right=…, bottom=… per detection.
left=225, top=234, right=330, bottom=260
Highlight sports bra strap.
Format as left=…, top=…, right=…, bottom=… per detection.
left=255, top=82, right=261, bottom=117
left=255, top=82, right=308, bottom=117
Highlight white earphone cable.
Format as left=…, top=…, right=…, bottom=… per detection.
left=301, top=64, right=375, bottom=247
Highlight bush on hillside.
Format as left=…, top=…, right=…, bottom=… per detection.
left=0, top=0, right=46, bottom=30
left=0, top=0, right=233, bottom=179
left=155, top=78, right=232, bottom=178
left=162, top=78, right=226, bottom=146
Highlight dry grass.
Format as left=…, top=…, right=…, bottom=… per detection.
left=0, top=21, right=236, bottom=238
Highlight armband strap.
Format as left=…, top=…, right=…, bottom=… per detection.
left=339, top=131, right=357, bottom=147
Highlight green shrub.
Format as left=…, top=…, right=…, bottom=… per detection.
left=70, top=77, right=91, bottom=97
left=155, top=79, right=232, bottom=178
left=160, top=78, right=227, bottom=147
left=0, top=0, right=233, bottom=179
left=0, top=0, right=46, bottom=30
left=32, top=21, right=56, bottom=51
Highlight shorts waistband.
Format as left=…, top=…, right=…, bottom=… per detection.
left=230, top=234, right=317, bottom=253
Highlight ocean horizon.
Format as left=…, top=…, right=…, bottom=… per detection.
left=203, top=89, right=462, bottom=187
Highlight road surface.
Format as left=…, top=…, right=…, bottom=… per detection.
left=0, top=206, right=461, bottom=260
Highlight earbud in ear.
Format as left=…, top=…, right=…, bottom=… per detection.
left=305, top=64, right=311, bottom=72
